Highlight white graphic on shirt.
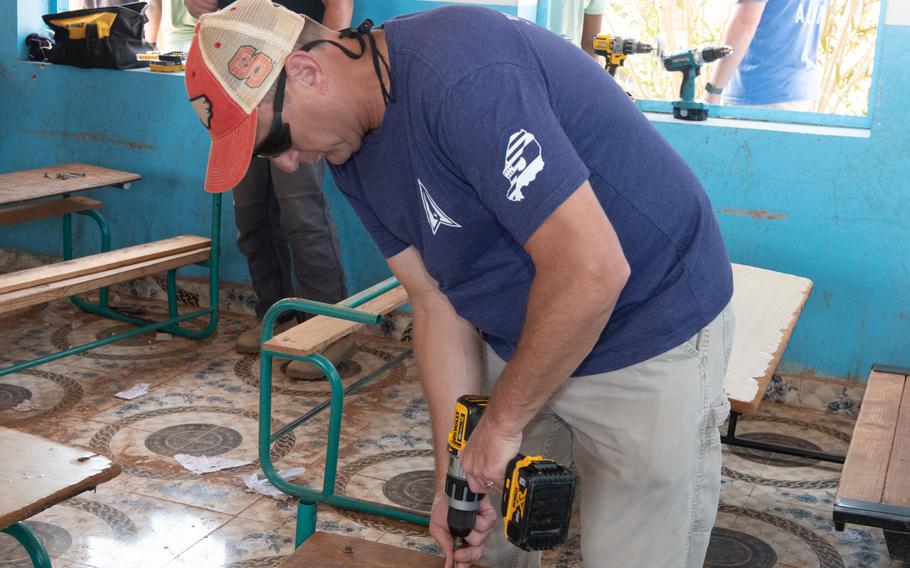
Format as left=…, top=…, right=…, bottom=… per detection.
left=795, top=0, right=828, bottom=24
left=503, top=129, right=545, bottom=202
left=419, top=179, right=461, bottom=235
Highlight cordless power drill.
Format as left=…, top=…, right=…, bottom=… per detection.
left=660, top=45, right=733, bottom=121
left=445, top=395, right=577, bottom=552
left=592, top=34, right=653, bottom=77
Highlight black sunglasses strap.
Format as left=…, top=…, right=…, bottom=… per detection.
left=299, top=19, right=395, bottom=107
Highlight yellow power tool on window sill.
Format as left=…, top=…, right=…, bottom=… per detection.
left=593, top=34, right=654, bottom=77
left=445, top=395, right=577, bottom=552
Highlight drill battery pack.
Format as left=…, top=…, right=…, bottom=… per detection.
left=501, top=455, right=577, bottom=551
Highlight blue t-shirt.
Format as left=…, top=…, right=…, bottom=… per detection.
left=331, top=6, right=733, bottom=376
left=724, top=0, right=829, bottom=105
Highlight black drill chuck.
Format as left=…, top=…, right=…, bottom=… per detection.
left=623, top=38, right=653, bottom=55
left=445, top=458, right=484, bottom=537
left=701, top=45, right=733, bottom=63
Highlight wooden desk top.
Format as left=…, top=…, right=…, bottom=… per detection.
left=726, top=263, right=813, bottom=415
left=0, top=427, right=121, bottom=530
left=278, top=532, right=485, bottom=568
left=0, top=163, right=140, bottom=206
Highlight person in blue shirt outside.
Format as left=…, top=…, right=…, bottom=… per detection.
left=184, top=2, right=735, bottom=566
left=706, top=0, right=830, bottom=110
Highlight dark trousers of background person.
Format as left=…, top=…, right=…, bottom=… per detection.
left=233, top=157, right=348, bottom=322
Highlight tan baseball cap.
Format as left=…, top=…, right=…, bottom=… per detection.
left=185, top=0, right=306, bottom=193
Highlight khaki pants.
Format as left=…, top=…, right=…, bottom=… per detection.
left=479, top=304, right=734, bottom=568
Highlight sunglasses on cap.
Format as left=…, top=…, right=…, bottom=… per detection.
left=253, top=69, right=291, bottom=159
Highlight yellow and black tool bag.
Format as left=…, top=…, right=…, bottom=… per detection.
left=42, top=2, right=152, bottom=69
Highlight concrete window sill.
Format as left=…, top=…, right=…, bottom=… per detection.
left=643, top=111, right=872, bottom=139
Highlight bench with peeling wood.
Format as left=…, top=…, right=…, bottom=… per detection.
left=0, top=426, right=120, bottom=567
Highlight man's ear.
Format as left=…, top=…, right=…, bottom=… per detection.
left=284, top=50, right=323, bottom=94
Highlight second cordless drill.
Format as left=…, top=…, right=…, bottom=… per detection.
left=661, top=45, right=733, bottom=121
left=445, top=395, right=576, bottom=552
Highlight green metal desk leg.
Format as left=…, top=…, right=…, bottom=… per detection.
left=257, top=281, right=431, bottom=549
left=296, top=500, right=317, bottom=547
left=2, top=522, right=52, bottom=568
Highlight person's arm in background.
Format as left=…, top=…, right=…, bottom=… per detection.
left=146, top=0, right=162, bottom=48
left=706, top=1, right=767, bottom=104
left=184, top=0, right=217, bottom=19
left=386, top=247, right=496, bottom=568
left=580, top=12, right=602, bottom=58
left=321, top=0, right=353, bottom=30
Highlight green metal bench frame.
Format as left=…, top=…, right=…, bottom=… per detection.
left=1, top=523, right=51, bottom=568
left=257, top=276, right=431, bottom=547
left=0, top=192, right=222, bottom=377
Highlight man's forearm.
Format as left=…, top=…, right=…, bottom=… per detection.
left=411, top=303, right=484, bottom=491
left=709, top=25, right=755, bottom=90
left=485, top=263, right=625, bottom=436
left=709, top=4, right=765, bottom=91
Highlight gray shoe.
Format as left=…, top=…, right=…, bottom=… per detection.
left=283, top=336, right=358, bottom=380
left=235, top=319, right=297, bottom=354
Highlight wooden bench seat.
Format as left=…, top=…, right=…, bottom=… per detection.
left=834, top=366, right=910, bottom=562
left=264, top=285, right=409, bottom=358
left=0, top=235, right=211, bottom=314
left=0, top=196, right=103, bottom=227
left=277, top=531, right=484, bottom=568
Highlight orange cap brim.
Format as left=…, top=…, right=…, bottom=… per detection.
left=204, top=107, right=258, bottom=193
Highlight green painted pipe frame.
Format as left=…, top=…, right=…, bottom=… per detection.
left=257, top=277, right=430, bottom=547
left=2, top=522, right=52, bottom=568
left=0, top=193, right=222, bottom=378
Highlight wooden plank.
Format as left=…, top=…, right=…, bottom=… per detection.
left=278, top=531, right=483, bottom=568
left=0, top=235, right=210, bottom=294
left=0, top=248, right=210, bottom=314
left=0, top=427, right=120, bottom=530
left=0, top=196, right=103, bottom=227
left=883, top=373, right=910, bottom=508
left=265, top=286, right=409, bottom=358
left=726, top=264, right=813, bottom=415
left=0, top=163, right=140, bottom=206
left=837, top=371, right=906, bottom=504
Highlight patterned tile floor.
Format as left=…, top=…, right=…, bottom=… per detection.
left=0, top=297, right=902, bottom=567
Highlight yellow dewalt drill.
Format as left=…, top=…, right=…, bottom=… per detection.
left=445, top=395, right=577, bottom=551
left=593, top=34, right=654, bottom=76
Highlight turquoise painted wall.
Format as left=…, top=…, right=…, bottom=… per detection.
left=1, top=0, right=907, bottom=381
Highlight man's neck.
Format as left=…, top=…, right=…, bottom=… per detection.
left=361, top=29, right=391, bottom=134
left=327, top=28, right=392, bottom=137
